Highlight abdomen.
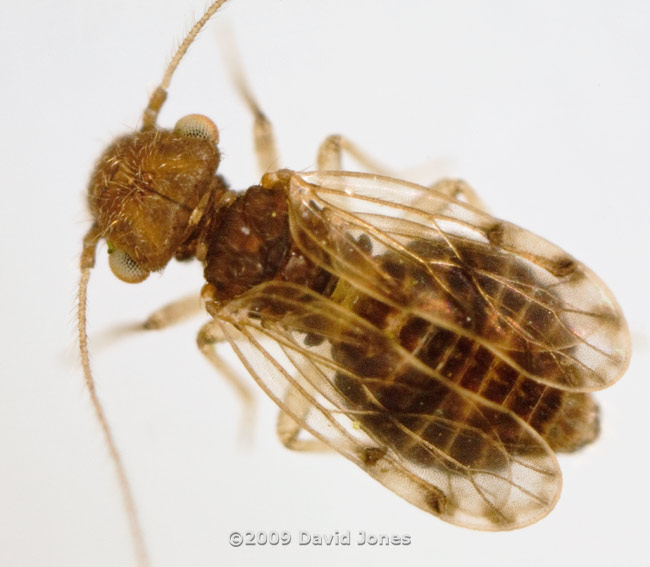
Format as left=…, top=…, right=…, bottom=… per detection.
left=330, top=287, right=599, bottom=468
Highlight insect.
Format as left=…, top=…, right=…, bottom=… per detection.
left=78, top=1, right=630, bottom=565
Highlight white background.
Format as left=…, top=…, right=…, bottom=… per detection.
left=1, top=1, right=649, bottom=566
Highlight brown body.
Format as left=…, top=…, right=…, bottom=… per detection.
left=77, top=3, right=630, bottom=564
left=85, top=128, right=627, bottom=530
left=189, top=171, right=598, bottom=463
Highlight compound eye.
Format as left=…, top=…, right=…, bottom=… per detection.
left=108, top=248, right=150, bottom=283
left=173, top=114, right=219, bottom=144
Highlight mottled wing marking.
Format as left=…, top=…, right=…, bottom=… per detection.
left=214, top=281, right=561, bottom=530
left=287, top=171, right=630, bottom=392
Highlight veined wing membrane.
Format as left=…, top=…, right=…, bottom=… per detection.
left=214, top=281, right=561, bottom=530
left=286, top=171, right=630, bottom=392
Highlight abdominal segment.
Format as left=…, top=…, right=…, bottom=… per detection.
left=330, top=291, right=599, bottom=470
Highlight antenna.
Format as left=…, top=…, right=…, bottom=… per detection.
left=78, top=2, right=232, bottom=565
left=141, top=0, right=231, bottom=130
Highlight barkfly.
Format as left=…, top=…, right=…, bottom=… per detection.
left=78, top=0, right=630, bottom=564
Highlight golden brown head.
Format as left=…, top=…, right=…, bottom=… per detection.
left=87, top=115, right=220, bottom=282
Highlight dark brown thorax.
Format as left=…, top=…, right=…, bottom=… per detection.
left=201, top=172, right=333, bottom=310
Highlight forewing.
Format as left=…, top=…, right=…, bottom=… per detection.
left=214, top=281, right=561, bottom=530
left=286, top=171, right=630, bottom=392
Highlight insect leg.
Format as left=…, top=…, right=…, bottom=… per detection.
left=196, top=320, right=255, bottom=438
left=227, top=53, right=279, bottom=175
left=220, top=24, right=280, bottom=174
left=140, top=293, right=203, bottom=330
left=428, top=178, right=486, bottom=210
left=88, top=294, right=205, bottom=353
left=316, top=134, right=394, bottom=174
left=247, top=100, right=279, bottom=176
left=276, top=387, right=329, bottom=452
left=315, top=137, right=486, bottom=210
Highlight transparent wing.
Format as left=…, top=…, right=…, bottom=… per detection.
left=286, top=171, right=630, bottom=392
left=214, top=281, right=561, bottom=530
